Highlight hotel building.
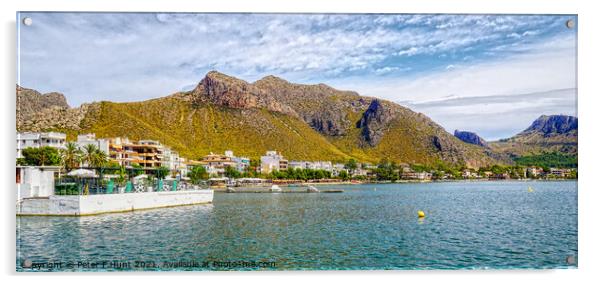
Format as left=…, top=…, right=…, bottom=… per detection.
left=16, top=132, right=67, bottom=158
left=260, top=151, right=288, bottom=174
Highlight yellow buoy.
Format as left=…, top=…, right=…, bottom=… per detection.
left=528, top=186, right=534, bottom=192
left=417, top=210, right=425, bottom=218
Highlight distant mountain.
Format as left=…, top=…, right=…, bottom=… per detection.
left=489, top=115, right=577, bottom=157
left=17, top=85, right=69, bottom=109
left=16, top=85, right=100, bottom=132
left=17, top=85, right=68, bottom=130
left=454, top=130, right=488, bottom=147
left=522, top=115, right=577, bottom=137
left=17, top=71, right=502, bottom=167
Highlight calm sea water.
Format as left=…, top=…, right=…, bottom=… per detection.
left=16, top=181, right=577, bottom=271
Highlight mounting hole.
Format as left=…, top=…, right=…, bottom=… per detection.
left=22, top=17, right=32, bottom=26
left=566, top=19, right=574, bottom=29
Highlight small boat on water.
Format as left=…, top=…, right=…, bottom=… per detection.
left=307, top=185, right=319, bottom=193
left=270, top=184, right=283, bottom=193
left=226, top=187, right=237, bottom=193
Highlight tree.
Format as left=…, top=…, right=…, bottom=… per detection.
left=431, top=170, right=445, bottom=180
left=376, top=158, right=399, bottom=181
left=60, top=142, right=82, bottom=171
left=114, top=165, right=127, bottom=186
left=249, top=158, right=260, bottom=173
left=19, top=146, right=61, bottom=166
left=338, top=171, right=350, bottom=181
left=81, top=144, right=109, bottom=168
left=131, top=163, right=145, bottom=176
left=315, top=170, right=325, bottom=180
left=81, top=144, right=97, bottom=167
left=224, top=166, right=241, bottom=179
left=188, top=165, right=209, bottom=184
left=344, top=158, right=358, bottom=175
left=92, top=148, right=108, bottom=168
left=155, top=166, right=170, bottom=180
left=410, top=163, right=431, bottom=173
left=105, top=161, right=122, bottom=173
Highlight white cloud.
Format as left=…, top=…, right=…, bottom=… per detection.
left=397, top=47, right=419, bottom=56
left=17, top=13, right=576, bottom=140
left=328, top=34, right=576, bottom=139
left=406, top=88, right=577, bottom=140
left=337, top=34, right=575, bottom=102
left=19, top=14, right=572, bottom=104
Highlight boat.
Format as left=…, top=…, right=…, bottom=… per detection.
left=270, top=184, right=283, bottom=193
left=307, top=185, right=319, bottom=193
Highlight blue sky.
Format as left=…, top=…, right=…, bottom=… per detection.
left=17, top=13, right=577, bottom=140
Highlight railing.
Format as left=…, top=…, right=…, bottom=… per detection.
left=55, top=177, right=207, bottom=196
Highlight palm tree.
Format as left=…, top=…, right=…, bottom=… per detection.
left=82, top=144, right=97, bottom=167
left=60, top=142, right=82, bottom=171
left=92, top=149, right=108, bottom=168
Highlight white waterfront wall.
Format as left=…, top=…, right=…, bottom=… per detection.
left=17, top=190, right=214, bottom=216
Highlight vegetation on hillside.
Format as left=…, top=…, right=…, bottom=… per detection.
left=513, top=152, right=577, bottom=168
left=83, top=100, right=352, bottom=162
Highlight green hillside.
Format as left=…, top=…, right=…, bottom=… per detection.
left=80, top=99, right=352, bottom=162
left=513, top=152, right=577, bottom=168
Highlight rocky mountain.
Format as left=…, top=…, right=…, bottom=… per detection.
left=489, top=115, right=578, bottom=156
left=16, top=85, right=101, bottom=132
left=357, top=100, right=396, bottom=146
left=522, top=115, right=577, bottom=137
left=454, top=130, right=489, bottom=147
left=17, top=71, right=501, bottom=167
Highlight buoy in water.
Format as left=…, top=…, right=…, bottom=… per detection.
left=417, top=210, right=425, bottom=218
left=528, top=186, right=534, bottom=192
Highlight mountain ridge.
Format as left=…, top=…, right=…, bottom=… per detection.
left=489, top=114, right=577, bottom=157
left=17, top=71, right=507, bottom=167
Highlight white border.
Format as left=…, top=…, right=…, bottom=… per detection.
left=2, top=1, right=600, bottom=284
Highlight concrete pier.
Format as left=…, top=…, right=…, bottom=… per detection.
left=17, top=189, right=214, bottom=216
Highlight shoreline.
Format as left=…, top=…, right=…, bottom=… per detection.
left=296, top=178, right=576, bottom=185
left=210, top=178, right=577, bottom=189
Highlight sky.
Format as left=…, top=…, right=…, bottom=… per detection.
left=17, top=13, right=577, bottom=140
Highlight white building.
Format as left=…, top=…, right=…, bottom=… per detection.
left=314, top=161, right=332, bottom=172
left=462, top=170, right=478, bottom=179
left=162, top=148, right=178, bottom=170
left=260, top=151, right=288, bottom=174
left=16, top=132, right=67, bottom=158
left=76, top=133, right=110, bottom=154
left=527, top=167, right=543, bottom=177
left=289, top=160, right=333, bottom=172
left=401, top=171, right=432, bottom=180
left=288, top=161, right=310, bottom=170
left=162, top=148, right=189, bottom=177
left=16, top=166, right=61, bottom=200
left=225, top=150, right=250, bottom=172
